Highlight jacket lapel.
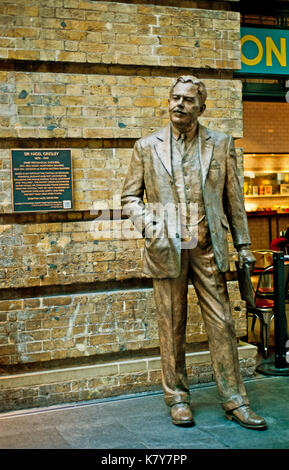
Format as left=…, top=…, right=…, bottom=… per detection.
left=198, top=124, right=214, bottom=188
left=153, top=125, right=172, bottom=177
left=153, top=123, right=214, bottom=184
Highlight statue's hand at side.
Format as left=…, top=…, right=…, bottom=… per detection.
left=238, top=246, right=256, bottom=271
left=142, top=221, right=155, bottom=239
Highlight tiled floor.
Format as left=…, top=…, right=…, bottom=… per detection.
left=0, top=370, right=288, bottom=450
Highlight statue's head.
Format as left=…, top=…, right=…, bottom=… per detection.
left=169, top=75, right=207, bottom=131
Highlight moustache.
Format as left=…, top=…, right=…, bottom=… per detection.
left=172, top=108, right=187, bottom=115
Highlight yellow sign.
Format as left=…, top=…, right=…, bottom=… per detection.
left=240, top=27, right=289, bottom=74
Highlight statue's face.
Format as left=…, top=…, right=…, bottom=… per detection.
left=169, top=81, right=205, bottom=130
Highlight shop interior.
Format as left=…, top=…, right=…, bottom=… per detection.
left=237, top=89, right=289, bottom=252
left=236, top=79, right=289, bottom=357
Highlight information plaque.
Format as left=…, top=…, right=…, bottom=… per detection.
left=11, top=149, right=73, bottom=212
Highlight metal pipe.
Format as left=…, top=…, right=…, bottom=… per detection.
left=273, top=251, right=288, bottom=370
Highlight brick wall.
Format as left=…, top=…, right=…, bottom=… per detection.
left=0, top=216, right=238, bottom=290
left=247, top=215, right=289, bottom=251
left=0, top=73, right=242, bottom=213
left=0, top=147, right=132, bottom=212
left=0, top=1, right=245, bottom=371
left=0, top=220, right=144, bottom=289
left=0, top=285, right=246, bottom=366
left=0, top=72, right=242, bottom=141
left=237, top=101, right=289, bottom=153
left=0, top=1, right=240, bottom=69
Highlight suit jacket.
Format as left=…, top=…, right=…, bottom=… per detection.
left=121, top=123, right=251, bottom=278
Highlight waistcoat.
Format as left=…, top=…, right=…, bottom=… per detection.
left=172, top=133, right=210, bottom=248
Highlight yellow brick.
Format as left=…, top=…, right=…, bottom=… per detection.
left=8, top=50, right=40, bottom=60
left=57, top=30, right=87, bottom=41
left=34, top=39, right=64, bottom=50
left=0, top=49, right=8, bottom=59
left=5, top=27, right=39, bottom=39
left=134, top=14, right=157, bottom=25
left=55, top=7, right=86, bottom=20
left=155, top=46, right=180, bottom=56
left=0, top=38, right=15, bottom=48
left=48, top=223, right=63, bottom=233
left=71, top=232, right=87, bottom=242
left=82, top=20, right=107, bottom=32
left=40, top=51, right=57, bottom=61
left=78, top=1, right=108, bottom=11
left=79, top=42, right=108, bottom=53
left=57, top=51, right=86, bottom=62
left=133, top=97, right=161, bottom=107
left=0, top=300, right=24, bottom=311
left=43, top=296, right=72, bottom=307
left=0, top=128, right=15, bottom=138
left=83, top=128, right=113, bottom=138
left=6, top=5, right=39, bottom=17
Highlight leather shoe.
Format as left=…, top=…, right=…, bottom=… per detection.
left=226, top=405, right=267, bottom=430
left=170, top=403, right=194, bottom=426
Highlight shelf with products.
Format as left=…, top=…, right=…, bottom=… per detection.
left=244, top=170, right=289, bottom=197
left=245, top=194, right=289, bottom=198
left=243, top=154, right=289, bottom=213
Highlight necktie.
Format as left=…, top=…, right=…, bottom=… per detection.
left=179, top=133, right=186, bottom=154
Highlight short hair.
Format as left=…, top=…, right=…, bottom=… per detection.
left=170, top=75, right=207, bottom=106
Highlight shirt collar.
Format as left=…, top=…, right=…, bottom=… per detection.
left=171, top=123, right=199, bottom=142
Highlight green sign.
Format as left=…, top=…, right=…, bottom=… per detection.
left=239, top=27, right=289, bottom=75
left=11, top=149, right=73, bottom=212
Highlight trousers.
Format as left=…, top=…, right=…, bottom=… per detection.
left=153, top=244, right=250, bottom=411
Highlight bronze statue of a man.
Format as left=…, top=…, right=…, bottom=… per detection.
left=121, top=76, right=267, bottom=430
